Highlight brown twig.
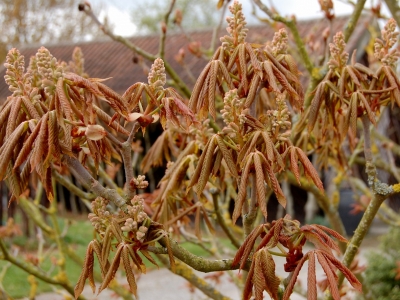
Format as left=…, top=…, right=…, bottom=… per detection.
left=159, top=0, right=176, bottom=59
left=64, top=156, right=129, bottom=211
left=52, top=170, right=96, bottom=200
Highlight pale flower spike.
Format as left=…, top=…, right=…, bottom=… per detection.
left=148, top=57, right=166, bottom=94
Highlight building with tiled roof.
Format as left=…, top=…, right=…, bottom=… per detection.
left=0, top=15, right=372, bottom=101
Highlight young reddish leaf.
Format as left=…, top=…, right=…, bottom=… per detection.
left=253, top=251, right=267, bottom=300
left=307, top=251, right=317, bottom=300
left=259, top=249, right=280, bottom=299
left=122, top=245, right=138, bottom=296
left=233, top=224, right=264, bottom=268
left=233, top=153, right=253, bottom=224
left=243, top=258, right=256, bottom=300
left=282, top=252, right=309, bottom=300
left=316, top=251, right=341, bottom=300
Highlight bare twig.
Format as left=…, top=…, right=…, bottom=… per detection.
left=64, top=155, right=129, bottom=211
left=79, top=2, right=191, bottom=98
left=159, top=0, right=176, bottom=59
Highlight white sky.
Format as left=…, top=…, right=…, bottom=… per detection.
left=95, top=0, right=387, bottom=37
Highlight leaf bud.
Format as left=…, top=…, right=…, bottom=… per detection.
left=85, top=124, right=107, bottom=141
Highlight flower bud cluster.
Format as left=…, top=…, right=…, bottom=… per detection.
left=220, top=1, right=248, bottom=48
left=328, top=32, right=348, bottom=71
left=131, top=175, right=149, bottom=189
left=122, top=195, right=149, bottom=242
left=127, top=195, right=148, bottom=223
left=271, top=29, right=289, bottom=56
left=71, top=47, right=85, bottom=76
left=4, top=48, right=32, bottom=97
left=221, top=89, right=246, bottom=130
left=189, top=119, right=213, bottom=148
left=222, top=89, right=243, bottom=124
left=35, top=47, right=64, bottom=95
left=148, top=58, right=166, bottom=95
left=374, top=18, right=399, bottom=67
left=88, top=197, right=110, bottom=233
left=270, top=93, right=291, bottom=131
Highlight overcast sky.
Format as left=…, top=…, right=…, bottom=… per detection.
left=93, top=0, right=387, bottom=37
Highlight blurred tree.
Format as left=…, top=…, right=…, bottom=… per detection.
left=0, top=0, right=105, bottom=62
left=132, top=0, right=221, bottom=34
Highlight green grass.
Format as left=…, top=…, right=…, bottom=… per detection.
left=1, top=218, right=235, bottom=298
left=0, top=218, right=93, bottom=298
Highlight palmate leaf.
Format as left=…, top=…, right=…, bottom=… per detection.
left=256, top=218, right=285, bottom=251
left=160, top=95, right=196, bottom=130
left=259, top=249, right=280, bottom=299
left=75, top=240, right=97, bottom=298
left=282, top=250, right=362, bottom=300
left=233, top=151, right=286, bottom=224
left=242, top=248, right=281, bottom=300
left=96, top=82, right=129, bottom=117
left=141, top=130, right=172, bottom=173
left=253, top=251, right=267, bottom=300
left=301, top=224, right=347, bottom=254
left=189, top=58, right=234, bottom=119
left=188, top=134, right=238, bottom=196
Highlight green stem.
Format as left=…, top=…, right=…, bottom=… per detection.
left=343, top=0, right=367, bottom=42
left=211, top=191, right=241, bottom=249
left=157, top=236, right=251, bottom=272
left=53, top=170, right=96, bottom=200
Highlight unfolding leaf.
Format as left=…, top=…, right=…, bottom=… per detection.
left=122, top=245, right=137, bottom=296
left=98, top=243, right=123, bottom=294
